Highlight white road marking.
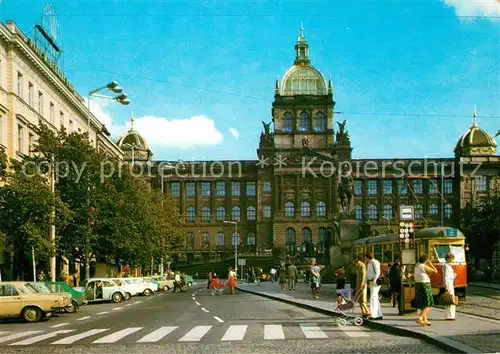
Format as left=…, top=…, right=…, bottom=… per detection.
left=1, top=331, right=42, bottom=344
left=201, top=307, right=209, bottom=313
left=76, top=316, right=91, bottom=321
left=195, top=301, right=200, bottom=305
left=0, top=331, right=11, bottom=335
left=51, top=329, right=109, bottom=345
left=178, top=326, right=212, bottom=342
left=9, top=330, right=74, bottom=345
left=125, top=303, right=133, bottom=307
left=300, top=323, right=328, bottom=339
left=213, top=316, right=224, bottom=323
left=50, top=323, right=69, bottom=328
left=339, top=324, right=370, bottom=337
left=136, top=326, right=178, bottom=343
left=92, top=327, right=143, bottom=344
left=264, top=325, right=285, bottom=340
left=221, top=325, right=247, bottom=341
left=135, top=301, right=143, bottom=304
left=96, top=311, right=109, bottom=315
left=147, top=297, right=154, bottom=300
left=112, top=307, right=122, bottom=311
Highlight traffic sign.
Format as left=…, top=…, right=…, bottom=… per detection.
left=237, top=258, right=246, bottom=266
left=400, top=206, right=414, bottom=221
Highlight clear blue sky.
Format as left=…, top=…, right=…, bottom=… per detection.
left=5, top=0, right=500, bottom=161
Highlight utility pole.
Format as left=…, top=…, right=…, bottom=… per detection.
left=49, top=154, right=56, bottom=281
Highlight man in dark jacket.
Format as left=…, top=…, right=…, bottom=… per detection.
left=388, top=259, right=403, bottom=315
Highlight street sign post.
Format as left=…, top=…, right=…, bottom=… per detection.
left=399, top=205, right=414, bottom=221
left=237, top=259, right=246, bottom=280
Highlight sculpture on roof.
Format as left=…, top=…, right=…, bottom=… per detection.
left=261, top=121, right=272, bottom=137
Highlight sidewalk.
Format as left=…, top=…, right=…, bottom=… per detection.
left=469, top=282, right=500, bottom=291
left=236, top=282, right=500, bottom=353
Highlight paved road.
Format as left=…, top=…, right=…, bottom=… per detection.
left=0, top=285, right=446, bottom=353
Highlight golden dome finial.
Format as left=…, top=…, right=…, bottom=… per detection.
left=130, top=109, right=135, bottom=131
left=473, top=105, right=477, bottom=127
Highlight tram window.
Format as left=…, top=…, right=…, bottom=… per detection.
left=433, top=245, right=466, bottom=263
left=374, top=245, right=383, bottom=262
left=383, top=250, right=393, bottom=264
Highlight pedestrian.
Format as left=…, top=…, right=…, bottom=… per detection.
left=348, top=263, right=357, bottom=290
left=207, top=271, right=212, bottom=289
left=270, top=267, right=277, bottom=282
left=389, top=259, right=403, bottom=315
left=173, top=272, right=181, bottom=292
left=287, top=262, right=298, bottom=290
left=365, top=252, right=383, bottom=320
left=228, top=267, right=237, bottom=295
left=279, top=264, right=287, bottom=291
left=335, top=266, right=346, bottom=289
left=309, top=258, right=321, bottom=299
left=413, top=255, right=437, bottom=326
left=353, top=255, right=371, bottom=318
left=444, top=253, right=456, bottom=320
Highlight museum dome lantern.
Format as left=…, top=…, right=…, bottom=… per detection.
left=454, top=106, right=497, bottom=158
left=117, top=111, right=153, bottom=162
left=279, top=25, right=328, bottom=96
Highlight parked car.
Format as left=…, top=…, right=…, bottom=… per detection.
left=184, top=275, right=193, bottom=287
left=43, top=281, right=87, bottom=312
left=27, top=282, right=76, bottom=313
left=110, top=278, right=134, bottom=299
left=0, top=281, right=69, bottom=322
left=152, top=276, right=175, bottom=291
left=121, top=277, right=155, bottom=296
left=141, top=277, right=160, bottom=293
left=76, top=278, right=127, bottom=303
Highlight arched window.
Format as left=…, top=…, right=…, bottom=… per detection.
left=415, top=204, right=423, bottom=219
left=316, top=201, right=326, bottom=217
left=201, top=207, right=211, bottom=222
left=186, top=232, right=195, bottom=248
left=247, top=232, right=256, bottom=245
left=285, top=228, right=296, bottom=254
left=186, top=206, right=195, bottom=222
left=299, top=111, right=310, bottom=131
left=232, top=232, right=240, bottom=246
left=383, top=204, right=393, bottom=220
left=315, top=111, right=326, bottom=132
left=444, top=204, right=452, bottom=219
left=201, top=232, right=210, bottom=247
left=318, top=227, right=327, bottom=252
left=247, top=206, right=256, bottom=221
left=283, top=112, right=294, bottom=132
left=429, top=204, right=439, bottom=216
left=354, top=205, right=362, bottom=220
left=300, top=201, right=311, bottom=217
left=285, top=201, right=295, bottom=217
left=216, top=232, right=224, bottom=246
left=231, top=206, right=240, bottom=221
left=302, top=228, right=312, bottom=253
left=367, top=204, right=378, bottom=220
left=216, top=206, right=225, bottom=221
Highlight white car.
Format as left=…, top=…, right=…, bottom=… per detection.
left=120, top=278, right=155, bottom=296
left=76, top=278, right=128, bottom=303
left=111, top=278, right=136, bottom=298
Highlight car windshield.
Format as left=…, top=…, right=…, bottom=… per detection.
left=24, top=283, right=42, bottom=294
left=433, top=244, right=466, bottom=263
left=114, top=279, right=124, bottom=286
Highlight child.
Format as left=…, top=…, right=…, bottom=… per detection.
left=337, top=293, right=347, bottom=307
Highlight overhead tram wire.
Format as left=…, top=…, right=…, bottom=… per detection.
left=66, top=64, right=500, bottom=121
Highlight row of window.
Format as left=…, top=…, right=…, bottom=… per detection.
left=284, top=227, right=328, bottom=253
left=185, top=231, right=256, bottom=247
left=171, top=181, right=272, bottom=197
left=184, top=201, right=328, bottom=222
left=354, top=179, right=454, bottom=196
left=353, top=203, right=453, bottom=220
left=281, top=111, right=327, bottom=133
left=16, top=70, right=80, bottom=135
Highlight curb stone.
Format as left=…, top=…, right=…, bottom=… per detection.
left=236, top=285, right=481, bottom=354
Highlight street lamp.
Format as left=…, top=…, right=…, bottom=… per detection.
left=87, top=81, right=130, bottom=133
left=223, top=220, right=239, bottom=274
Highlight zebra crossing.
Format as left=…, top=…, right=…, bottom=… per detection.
left=0, top=322, right=371, bottom=346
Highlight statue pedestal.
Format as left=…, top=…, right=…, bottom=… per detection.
left=329, top=219, right=360, bottom=266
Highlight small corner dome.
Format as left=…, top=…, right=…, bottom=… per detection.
left=280, top=65, right=327, bottom=96
left=117, top=129, right=151, bottom=151
left=454, top=111, right=497, bottom=157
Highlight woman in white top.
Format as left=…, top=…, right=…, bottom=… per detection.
left=444, top=253, right=456, bottom=320
left=414, top=255, right=437, bottom=326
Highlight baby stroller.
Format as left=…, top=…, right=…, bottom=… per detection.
left=210, top=275, right=225, bottom=296
left=333, top=288, right=364, bottom=327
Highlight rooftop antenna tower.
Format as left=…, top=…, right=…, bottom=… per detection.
left=33, top=3, right=64, bottom=69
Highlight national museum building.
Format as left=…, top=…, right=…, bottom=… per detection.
left=117, top=29, right=500, bottom=265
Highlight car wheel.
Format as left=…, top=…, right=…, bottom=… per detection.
left=125, top=292, right=131, bottom=300
left=112, top=292, right=123, bottom=303
left=143, top=289, right=152, bottom=296
left=65, top=300, right=79, bottom=313
left=187, top=282, right=192, bottom=287
left=163, top=285, right=169, bottom=292
left=23, top=306, right=43, bottom=323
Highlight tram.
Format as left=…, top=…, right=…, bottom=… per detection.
left=352, top=227, right=467, bottom=298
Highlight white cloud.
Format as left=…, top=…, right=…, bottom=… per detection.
left=87, top=99, right=224, bottom=148
left=229, top=128, right=240, bottom=139
left=443, top=0, right=500, bottom=19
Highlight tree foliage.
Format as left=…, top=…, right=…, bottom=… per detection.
left=0, top=123, right=181, bottom=278
left=462, top=195, right=500, bottom=262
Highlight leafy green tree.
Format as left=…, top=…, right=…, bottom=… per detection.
left=462, top=195, right=500, bottom=265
